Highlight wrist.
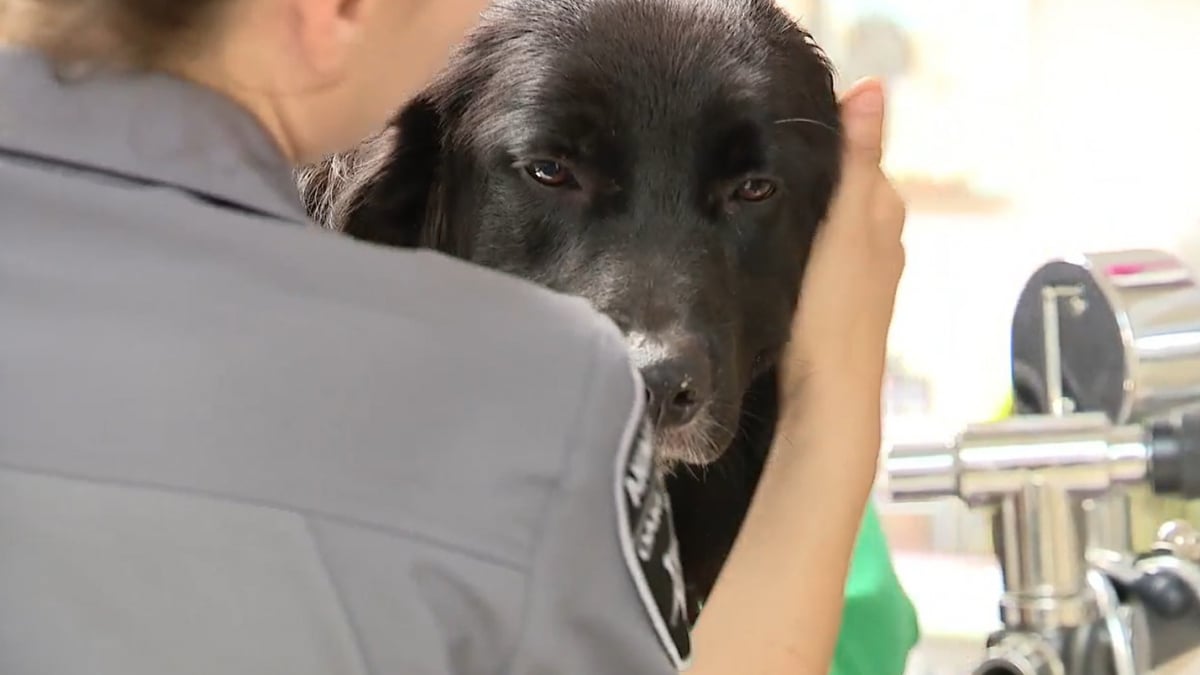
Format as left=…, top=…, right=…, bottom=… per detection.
left=769, top=409, right=881, bottom=476
left=768, top=383, right=884, bottom=491
left=779, top=369, right=885, bottom=424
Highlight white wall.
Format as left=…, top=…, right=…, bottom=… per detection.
left=887, top=0, right=1200, bottom=435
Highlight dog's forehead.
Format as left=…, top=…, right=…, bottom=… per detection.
left=490, top=21, right=772, bottom=150
left=550, top=12, right=767, bottom=108
left=458, top=0, right=836, bottom=163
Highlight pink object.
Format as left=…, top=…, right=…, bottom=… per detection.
left=1106, top=261, right=1179, bottom=277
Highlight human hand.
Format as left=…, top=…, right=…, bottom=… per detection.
left=782, top=78, right=906, bottom=409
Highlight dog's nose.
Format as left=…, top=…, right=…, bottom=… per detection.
left=638, top=340, right=712, bottom=429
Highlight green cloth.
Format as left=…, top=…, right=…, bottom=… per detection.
left=687, top=501, right=919, bottom=673
left=829, top=502, right=920, bottom=675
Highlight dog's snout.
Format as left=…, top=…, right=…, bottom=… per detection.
left=630, top=334, right=712, bottom=429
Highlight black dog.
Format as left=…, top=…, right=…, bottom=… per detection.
left=298, top=0, right=841, bottom=621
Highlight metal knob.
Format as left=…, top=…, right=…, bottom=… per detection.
left=973, top=634, right=1065, bottom=675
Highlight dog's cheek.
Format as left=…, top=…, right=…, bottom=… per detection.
left=471, top=190, right=575, bottom=284
left=729, top=204, right=805, bottom=360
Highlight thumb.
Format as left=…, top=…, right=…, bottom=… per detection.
left=838, top=78, right=886, bottom=171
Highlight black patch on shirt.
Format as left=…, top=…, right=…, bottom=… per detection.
left=615, top=401, right=693, bottom=670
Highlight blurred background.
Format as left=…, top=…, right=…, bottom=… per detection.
left=777, top=0, right=1200, bottom=671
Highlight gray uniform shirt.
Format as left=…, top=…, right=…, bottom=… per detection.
left=0, top=48, right=691, bottom=675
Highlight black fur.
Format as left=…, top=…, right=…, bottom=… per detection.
left=298, top=0, right=841, bottom=621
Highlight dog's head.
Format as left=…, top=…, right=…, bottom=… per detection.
left=299, top=0, right=841, bottom=465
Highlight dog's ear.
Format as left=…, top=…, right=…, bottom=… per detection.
left=296, top=95, right=456, bottom=251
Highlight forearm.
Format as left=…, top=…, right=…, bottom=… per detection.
left=687, top=383, right=882, bottom=674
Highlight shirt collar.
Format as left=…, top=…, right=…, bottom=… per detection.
left=0, top=47, right=309, bottom=224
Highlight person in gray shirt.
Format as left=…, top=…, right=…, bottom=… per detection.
left=0, top=1, right=907, bottom=673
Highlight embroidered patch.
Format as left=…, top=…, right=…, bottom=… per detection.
left=615, top=377, right=693, bottom=670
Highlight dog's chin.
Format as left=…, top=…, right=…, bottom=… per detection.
left=654, top=407, right=737, bottom=470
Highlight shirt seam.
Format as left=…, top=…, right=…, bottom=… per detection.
left=494, top=329, right=611, bottom=675
left=303, top=516, right=376, bottom=675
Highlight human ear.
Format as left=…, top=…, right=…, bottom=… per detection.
left=290, top=0, right=376, bottom=79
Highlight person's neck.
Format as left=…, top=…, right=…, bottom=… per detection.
left=168, top=53, right=308, bottom=166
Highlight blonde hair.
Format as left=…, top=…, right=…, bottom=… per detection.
left=2, top=0, right=233, bottom=71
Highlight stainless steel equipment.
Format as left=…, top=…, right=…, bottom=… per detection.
left=887, top=249, right=1200, bottom=675
left=1009, top=249, right=1200, bottom=425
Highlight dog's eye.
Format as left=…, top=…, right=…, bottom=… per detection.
left=525, top=161, right=575, bottom=188
left=734, top=178, right=777, bottom=202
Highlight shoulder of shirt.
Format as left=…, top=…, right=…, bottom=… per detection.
left=7, top=156, right=645, bottom=565
left=5, top=150, right=629, bottom=369
left=4, top=148, right=637, bottom=422
left=301, top=229, right=645, bottom=475
left=315, top=229, right=633, bottom=362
